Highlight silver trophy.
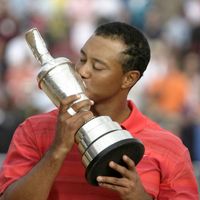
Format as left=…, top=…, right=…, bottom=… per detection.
left=25, top=28, right=144, bottom=186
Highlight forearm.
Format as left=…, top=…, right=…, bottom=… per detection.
left=1, top=146, right=68, bottom=200
left=119, top=183, right=153, bottom=200
left=0, top=96, right=93, bottom=200
left=133, top=191, right=153, bottom=200
left=133, top=184, right=153, bottom=200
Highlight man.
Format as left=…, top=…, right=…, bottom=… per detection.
left=0, top=22, right=198, bottom=200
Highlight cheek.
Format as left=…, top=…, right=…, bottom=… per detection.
left=93, top=74, right=114, bottom=87
left=91, top=74, right=122, bottom=95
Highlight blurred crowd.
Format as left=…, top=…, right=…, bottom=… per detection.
left=0, top=0, right=199, bottom=187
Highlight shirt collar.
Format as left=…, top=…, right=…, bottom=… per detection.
left=51, top=101, right=146, bottom=134
left=121, top=100, right=147, bottom=134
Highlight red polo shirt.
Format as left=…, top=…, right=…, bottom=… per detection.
left=0, top=101, right=199, bottom=199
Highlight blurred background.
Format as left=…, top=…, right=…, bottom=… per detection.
left=0, top=0, right=199, bottom=190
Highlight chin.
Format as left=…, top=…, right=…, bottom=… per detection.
left=84, top=90, right=91, bottom=98
left=84, top=91, right=95, bottom=102
left=86, top=94, right=94, bottom=101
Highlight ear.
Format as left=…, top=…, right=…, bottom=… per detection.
left=121, top=71, right=140, bottom=89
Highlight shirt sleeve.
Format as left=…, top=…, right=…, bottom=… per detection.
left=136, top=154, right=161, bottom=198
left=0, top=120, right=41, bottom=195
left=157, top=148, right=199, bottom=200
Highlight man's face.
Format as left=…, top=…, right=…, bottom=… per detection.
left=75, top=35, right=127, bottom=103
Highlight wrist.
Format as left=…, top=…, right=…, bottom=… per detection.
left=48, top=143, right=70, bottom=161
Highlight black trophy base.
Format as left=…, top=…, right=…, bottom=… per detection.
left=85, top=138, right=144, bottom=186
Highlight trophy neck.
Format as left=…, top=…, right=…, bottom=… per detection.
left=25, top=27, right=54, bottom=65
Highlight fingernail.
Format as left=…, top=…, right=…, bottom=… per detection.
left=123, top=155, right=128, bottom=159
left=109, top=161, right=114, bottom=167
left=97, top=176, right=102, bottom=182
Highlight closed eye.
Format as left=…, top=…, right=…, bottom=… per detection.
left=80, top=58, right=86, bottom=63
left=92, top=62, right=105, bottom=71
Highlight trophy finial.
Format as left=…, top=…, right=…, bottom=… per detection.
left=25, top=28, right=53, bottom=65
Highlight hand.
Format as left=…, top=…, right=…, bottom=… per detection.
left=52, top=94, right=94, bottom=153
left=96, top=155, right=152, bottom=200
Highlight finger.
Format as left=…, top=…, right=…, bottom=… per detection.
left=59, top=95, right=81, bottom=113
left=60, top=109, right=93, bottom=124
left=98, top=181, right=124, bottom=191
left=122, top=155, right=136, bottom=171
left=71, top=99, right=94, bottom=113
left=108, top=161, right=130, bottom=178
left=97, top=176, right=126, bottom=188
left=76, top=110, right=94, bottom=122
left=58, top=110, right=94, bottom=138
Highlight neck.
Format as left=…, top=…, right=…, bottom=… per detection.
left=91, top=97, right=131, bottom=124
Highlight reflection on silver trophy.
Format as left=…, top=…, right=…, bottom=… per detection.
left=25, top=28, right=145, bottom=186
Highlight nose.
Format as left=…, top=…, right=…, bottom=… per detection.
left=76, top=63, right=91, bottom=79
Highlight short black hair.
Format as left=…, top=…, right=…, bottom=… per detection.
left=94, top=22, right=151, bottom=77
